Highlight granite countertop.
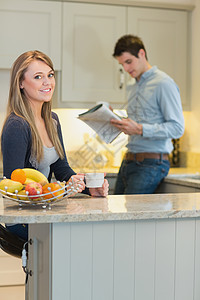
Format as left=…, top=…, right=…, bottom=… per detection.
left=162, top=168, right=200, bottom=188
left=164, top=174, right=200, bottom=188
left=1, top=192, right=200, bottom=224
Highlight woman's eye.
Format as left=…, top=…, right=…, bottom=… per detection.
left=48, top=73, right=54, bottom=78
left=34, top=75, right=42, bottom=79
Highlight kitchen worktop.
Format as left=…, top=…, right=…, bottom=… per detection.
left=165, top=173, right=200, bottom=188
left=1, top=167, right=200, bottom=224
left=1, top=192, right=200, bottom=224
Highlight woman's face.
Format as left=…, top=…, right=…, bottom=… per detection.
left=20, top=59, right=55, bottom=105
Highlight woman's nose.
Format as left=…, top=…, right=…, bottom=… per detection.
left=43, top=76, right=50, bottom=85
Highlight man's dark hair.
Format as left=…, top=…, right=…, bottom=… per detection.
left=113, top=34, right=148, bottom=60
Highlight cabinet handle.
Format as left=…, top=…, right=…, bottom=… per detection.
left=119, top=68, right=125, bottom=89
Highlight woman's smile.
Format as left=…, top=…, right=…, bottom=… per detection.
left=20, top=59, right=55, bottom=104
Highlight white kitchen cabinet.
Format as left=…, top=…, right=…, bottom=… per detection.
left=0, top=1, right=189, bottom=109
left=61, top=2, right=127, bottom=107
left=128, top=7, right=189, bottom=110
left=60, top=3, right=189, bottom=110
left=28, top=218, right=200, bottom=300
left=0, top=0, right=62, bottom=70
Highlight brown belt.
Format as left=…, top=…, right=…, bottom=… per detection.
left=124, top=152, right=169, bottom=162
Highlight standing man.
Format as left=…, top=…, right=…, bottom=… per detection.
left=111, top=35, right=184, bottom=194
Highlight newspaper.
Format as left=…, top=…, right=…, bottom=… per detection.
left=77, top=104, right=122, bottom=143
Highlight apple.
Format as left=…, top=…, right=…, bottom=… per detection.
left=25, top=182, right=43, bottom=199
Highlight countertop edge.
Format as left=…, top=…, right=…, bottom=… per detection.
left=1, top=209, right=200, bottom=224
left=2, top=193, right=200, bottom=224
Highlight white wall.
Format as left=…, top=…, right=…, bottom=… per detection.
left=187, top=0, right=200, bottom=152
left=176, top=0, right=200, bottom=153
left=52, top=108, right=95, bottom=151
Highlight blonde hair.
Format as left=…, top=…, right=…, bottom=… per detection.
left=1, top=50, right=64, bottom=162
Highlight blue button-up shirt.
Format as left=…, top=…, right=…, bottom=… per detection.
left=126, top=66, right=185, bottom=154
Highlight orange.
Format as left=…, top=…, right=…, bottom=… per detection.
left=42, top=183, right=58, bottom=199
left=11, top=168, right=26, bottom=184
left=52, top=182, right=65, bottom=200
left=42, top=182, right=64, bottom=200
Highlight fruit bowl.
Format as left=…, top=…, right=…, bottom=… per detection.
left=0, top=180, right=80, bottom=208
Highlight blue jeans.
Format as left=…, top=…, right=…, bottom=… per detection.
left=114, top=158, right=170, bottom=195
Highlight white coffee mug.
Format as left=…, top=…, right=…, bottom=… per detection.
left=85, top=173, right=104, bottom=188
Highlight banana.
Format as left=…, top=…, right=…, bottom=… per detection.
left=11, top=189, right=28, bottom=200
left=24, top=178, right=36, bottom=185
left=22, top=168, right=48, bottom=186
left=0, top=179, right=23, bottom=193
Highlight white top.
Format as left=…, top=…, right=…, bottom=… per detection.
left=38, top=146, right=59, bottom=179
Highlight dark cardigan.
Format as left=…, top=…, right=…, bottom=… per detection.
left=1, top=112, right=76, bottom=183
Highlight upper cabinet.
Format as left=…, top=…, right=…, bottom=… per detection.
left=61, top=2, right=190, bottom=109
left=128, top=7, right=189, bottom=110
left=61, top=3, right=127, bottom=108
left=0, top=1, right=62, bottom=70
left=0, top=1, right=190, bottom=110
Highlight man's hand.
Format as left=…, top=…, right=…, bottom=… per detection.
left=110, top=118, right=143, bottom=135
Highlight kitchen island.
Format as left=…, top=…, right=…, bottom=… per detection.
left=1, top=193, right=200, bottom=300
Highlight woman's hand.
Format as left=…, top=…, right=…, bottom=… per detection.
left=67, top=174, right=85, bottom=195
left=89, top=178, right=109, bottom=197
left=67, top=173, right=109, bottom=197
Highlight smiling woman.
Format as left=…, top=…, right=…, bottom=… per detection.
left=1, top=50, right=66, bottom=166
left=20, top=59, right=55, bottom=107
left=0, top=50, right=109, bottom=241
